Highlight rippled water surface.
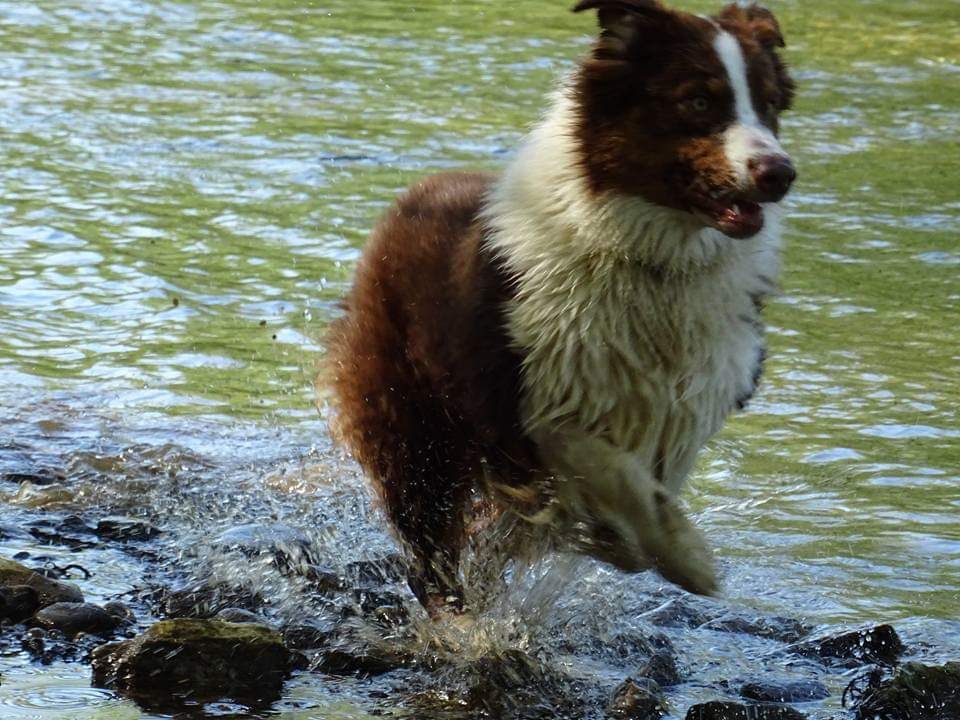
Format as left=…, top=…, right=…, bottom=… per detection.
left=1, top=0, right=958, bottom=718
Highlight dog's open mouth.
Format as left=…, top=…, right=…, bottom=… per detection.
left=693, top=195, right=765, bottom=240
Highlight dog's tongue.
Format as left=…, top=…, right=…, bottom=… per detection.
left=720, top=200, right=764, bottom=239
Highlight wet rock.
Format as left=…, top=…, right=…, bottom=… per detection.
left=0, top=558, right=84, bottom=606
left=853, top=661, right=960, bottom=720
left=644, top=597, right=712, bottom=628
left=215, top=607, right=268, bottom=625
left=91, top=619, right=292, bottom=710
left=351, top=588, right=406, bottom=616
left=282, top=623, right=333, bottom=650
left=684, top=701, right=807, bottom=719
left=0, top=585, right=40, bottom=623
left=215, top=523, right=316, bottom=573
left=160, top=581, right=258, bottom=619
left=791, top=624, right=904, bottom=667
left=33, top=602, right=124, bottom=637
left=344, top=554, right=407, bottom=585
left=103, top=601, right=135, bottom=623
left=638, top=651, right=684, bottom=687
left=704, top=615, right=812, bottom=644
left=95, top=516, right=160, bottom=542
left=315, top=644, right=409, bottom=677
left=740, top=680, right=830, bottom=703
left=303, top=564, right=348, bottom=593
left=608, top=677, right=668, bottom=719
left=1, top=469, right=64, bottom=485
left=10, top=481, right=75, bottom=508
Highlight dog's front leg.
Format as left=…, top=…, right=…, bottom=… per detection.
left=536, top=430, right=718, bottom=596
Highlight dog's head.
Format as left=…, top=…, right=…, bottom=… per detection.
left=572, top=0, right=796, bottom=240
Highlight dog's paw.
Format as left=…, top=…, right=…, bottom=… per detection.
left=644, top=490, right=718, bottom=596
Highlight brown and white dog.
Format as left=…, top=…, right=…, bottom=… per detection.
left=325, top=0, right=796, bottom=615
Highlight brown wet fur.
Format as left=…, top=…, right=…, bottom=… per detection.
left=324, top=172, right=538, bottom=612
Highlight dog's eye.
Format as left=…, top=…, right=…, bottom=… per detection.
left=691, top=96, right=710, bottom=112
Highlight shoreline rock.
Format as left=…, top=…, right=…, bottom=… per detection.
left=0, top=558, right=84, bottom=607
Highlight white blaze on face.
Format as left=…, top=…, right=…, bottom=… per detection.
left=713, top=30, right=788, bottom=187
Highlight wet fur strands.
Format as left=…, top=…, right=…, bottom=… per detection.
left=325, top=0, right=797, bottom=614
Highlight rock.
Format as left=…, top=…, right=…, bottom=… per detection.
left=854, top=662, right=960, bottom=720
left=160, top=581, right=258, bottom=619
left=608, top=678, right=668, bottom=719
left=95, top=517, right=160, bottom=542
left=1, top=469, right=64, bottom=485
left=0, top=585, right=40, bottom=622
left=91, top=619, right=291, bottom=710
left=103, top=601, right=135, bottom=622
left=638, top=651, right=684, bottom=687
left=282, top=623, right=333, bottom=650
left=10, top=481, right=75, bottom=508
left=344, top=554, right=407, bottom=585
left=215, top=607, right=268, bottom=625
left=315, top=645, right=407, bottom=677
left=0, top=558, right=84, bottom=606
left=214, top=523, right=316, bottom=573
left=644, top=598, right=712, bottom=628
left=703, top=615, right=812, bottom=644
left=684, top=701, right=808, bottom=720
left=791, top=624, right=904, bottom=667
left=33, top=602, right=123, bottom=637
left=740, top=680, right=830, bottom=703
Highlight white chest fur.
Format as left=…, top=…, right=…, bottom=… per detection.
left=484, top=93, right=782, bottom=493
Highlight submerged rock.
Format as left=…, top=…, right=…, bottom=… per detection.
left=853, top=661, right=960, bottom=720
left=9, top=481, right=75, bottom=508
left=214, top=522, right=316, bottom=573
left=638, top=651, right=684, bottom=687
left=315, top=646, right=406, bottom=677
left=608, top=677, right=668, bottom=719
left=0, top=558, right=84, bottom=607
left=91, top=619, right=292, bottom=710
left=214, top=607, right=268, bottom=625
left=791, top=624, right=904, bottom=667
left=0, top=584, right=40, bottom=623
left=33, top=602, right=124, bottom=637
left=685, top=701, right=807, bottom=719
left=704, top=615, right=812, bottom=644
left=740, top=680, right=830, bottom=703
left=95, top=516, right=161, bottom=542
left=160, top=581, right=258, bottom=619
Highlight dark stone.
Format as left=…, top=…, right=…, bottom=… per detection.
left=315, top=645, right=407, bottom=677
left=103, top=601, right=135, bottom=622
left=608, top=678, right=668, bottom=719
left=0, top=585, right=40, bottom=623
left=644, top=598, right=712, bottom=628
left=303, top=564, right=348, bottom=593
left=791, top=624, right=904, bottom=667
left=0, top=558, right=84, bottom=607
left=740, top=680, right=830, bottom=703
left=344, top=554, right=407, bottom=586
left=638, top=651, right=684, bottom=687
left=91, top=619, right=291, bottom=711
left=33, top=602, right=124, bottom=637
left=684, top=701, right=808, bottom=720
left=214, top=523, right=316, bottom=573
left=854, top=662, right=960, bottom=720
left=160, top=581, right=258, bottom=619
left=95, top=517, right=161, bottom=542
left=704, top=615, right=812, bottom=644
left=282, top=623, right=332, bottom=650
left=1, top=469, right=64, bottom=485
left=351, top=588, right=405, bottom=616
left=214, top=607, right=267, bottom=625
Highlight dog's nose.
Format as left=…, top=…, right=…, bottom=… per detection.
left=750, top=155, right=796, bottom=202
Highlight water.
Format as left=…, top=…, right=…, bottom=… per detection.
left=1, top=0, right=958, bottom=717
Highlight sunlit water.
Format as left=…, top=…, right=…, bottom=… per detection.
left=1, top=0, right=958, bottom=718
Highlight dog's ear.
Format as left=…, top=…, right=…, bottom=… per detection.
left=719, top=3, right=786, bottom=49
left=572, top=0, right=675, bottom=59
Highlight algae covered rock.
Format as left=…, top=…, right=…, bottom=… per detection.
left=791, top=624, right=904, bottom=667
left=854, top=661, right=960, bottom=720
left=0, top=558, right=84, bottom=607
left=685, top=701, right=807, bottom=720
left=91, top=619, right=292, bottom=710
